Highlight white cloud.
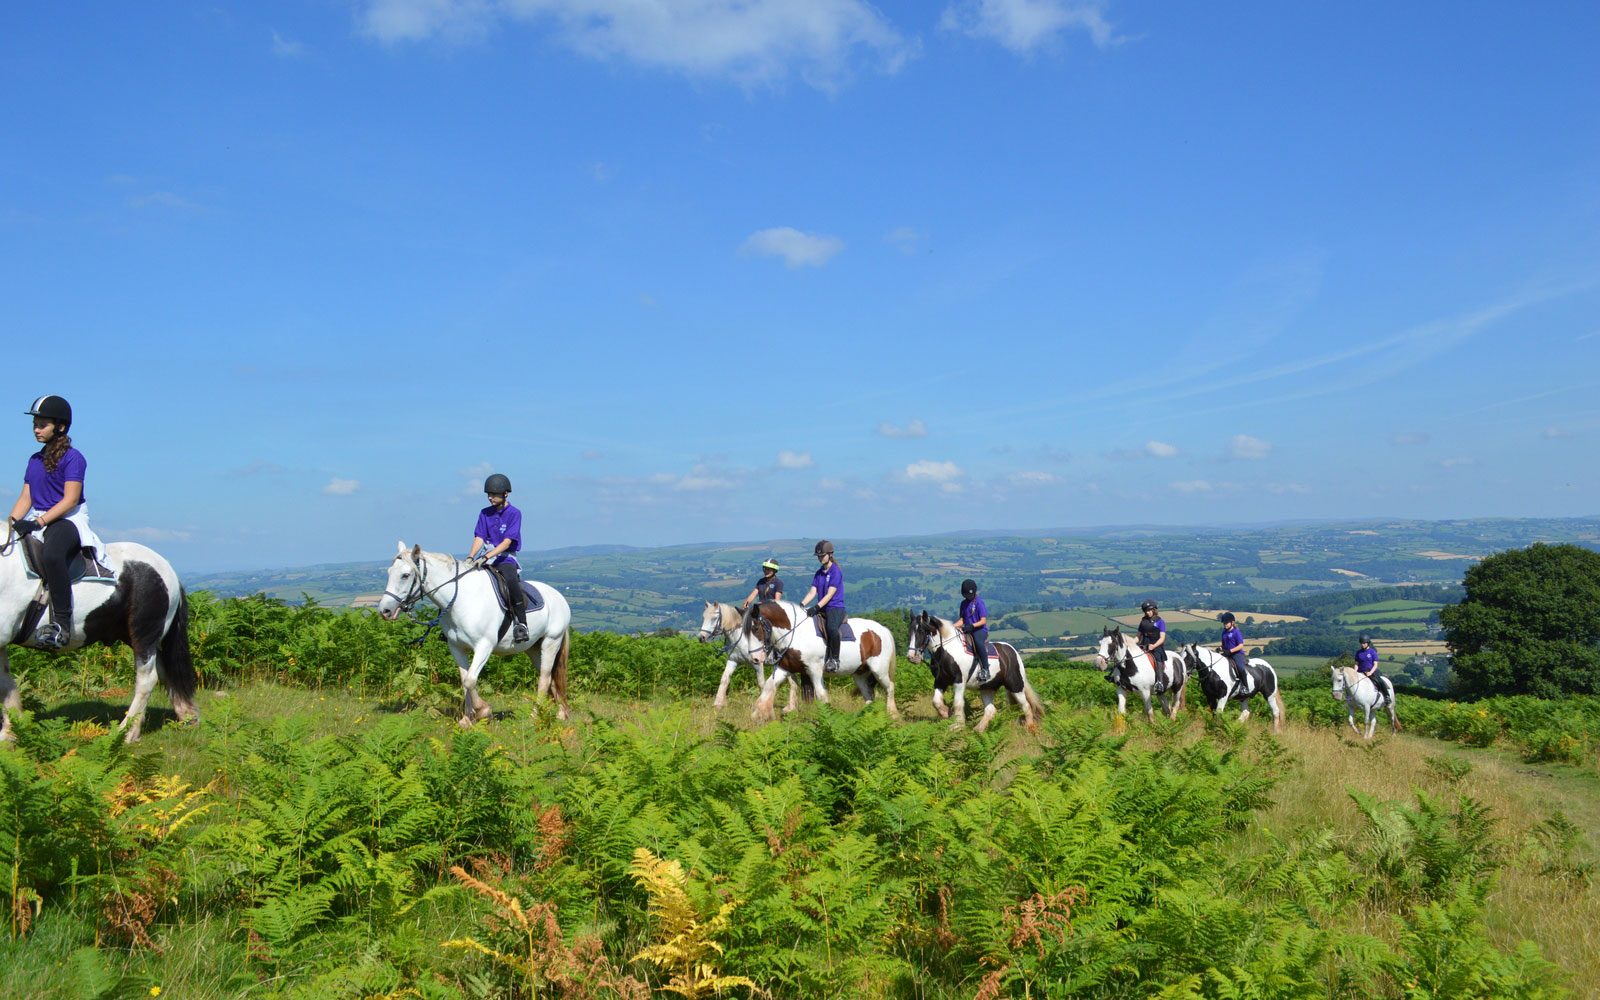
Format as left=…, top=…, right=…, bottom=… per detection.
left=359, top=0, right=912, bottom=88
left=270, top=29, right=305, bottom=56
left=1009, top=470, right=1057, bottom=485
left=675, top=475, right=736, bottom=491
left=885, top=226, right=925, bottom=253
left=1390, top=432, right=1429, bottom=446
left=1144, top=440, right=1178, bottom=459
left=590, top=160, right=616, bottom=182
left=1543, top=426, right=1574, bottom=440
left=776, top=449, right=814, bottom=468
left=819, top=477, right=845, bottom=490
left=323, top=477, right=361, bottom=496
left=739, top=227, right=844, bottom=268
left=122, top=526, right=194, bottom=542
left=876, top=418, right=928, bottom=438
left=1102, top=440, right=1177, bottom=461
left=941, top=0, right=1119, bottom=54
left=1171, top=479, right=1213, bottom=494
left=904, top=459, right=962, bottom=482
left=1225, top=434, right=1272, bottom=460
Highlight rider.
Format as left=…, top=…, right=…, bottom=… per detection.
left=468, top=473, right=529, bottom=643
left=741, top=559, right=783, bottom=611
left=1220, top=612, right=1250, bottom=697
left=1137, top=599, right=1168, bottom=694
left=1355, top=634, right=1387, bottom=694
left=801, top=540, right=845, bottom=671
left=7, top=395, right=90, bottom=649
left=958, top=579, right=991, bottom=683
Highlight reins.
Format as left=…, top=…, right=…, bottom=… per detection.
left=384, top=553, right=476, bottom=646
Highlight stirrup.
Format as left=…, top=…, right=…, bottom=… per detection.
left=513, top=622, right=530, bottom=643
left=33, top=622, right=67, bottom=650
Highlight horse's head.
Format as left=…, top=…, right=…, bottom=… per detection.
left=377, top=541, right=425, bottom=621
left=1331, top=665, right=1348, bottom=700
left=697, top=601, right=724, bottom=643
left=907, top=611, right=935, bottom=664
left=1094, top=628, right=1123, bottom=671
left=739, top=602, right=783, bottom=665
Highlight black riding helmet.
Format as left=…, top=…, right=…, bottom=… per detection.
left=1359, top=634, right=1371, bottom=644
left=483, top=473, right=512, bottom=494
left=813, top=539, right=834, bottom=556
left=1220, top=611, right=1235, bottom=624
left=1141, top=599, right=1158, bottom=612
left=961, top=579, right=978, bottom=597
left=26, top=395, right=71, bottom=429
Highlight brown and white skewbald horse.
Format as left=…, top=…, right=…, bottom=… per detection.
left=739, top=600, right=898, bottom=723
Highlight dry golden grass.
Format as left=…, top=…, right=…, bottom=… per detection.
left=1182, top=608, right=1309, bottom=624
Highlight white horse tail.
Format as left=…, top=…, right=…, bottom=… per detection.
left=159, top=585, right=199, bottom=707
left=1023, top=680, right=1046, bottom=721
left=551, top=628, right=570, bottom=704
left=1271, top=687, right=1286, bottom=732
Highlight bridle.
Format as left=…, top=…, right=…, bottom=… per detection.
left=384, top=552, right=475, bottom=642
left=699, top=601, right=738, bottom=648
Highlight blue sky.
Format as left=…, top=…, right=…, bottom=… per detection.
left=3, top=1, right=1597, bottom=573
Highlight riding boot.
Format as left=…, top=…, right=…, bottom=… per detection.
left=1152, top=668, right=1166, bottom=695
left=513, top=619, right=530, bottom=643
left=34, top=613, right=70, bottom=650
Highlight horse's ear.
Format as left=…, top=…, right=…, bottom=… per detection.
left=411, top=543, right=422, bottom=560
left=397, top=540, right=407, bottom=554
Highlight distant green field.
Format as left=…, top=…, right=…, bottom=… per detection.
left=1259, top=654, right=1332, bottom=675
left=1339, top=609, right=1438, bottom=623
left=1344, top=599, right=1443, bottom=613
left=1016, top=609, right=1123, bottom=636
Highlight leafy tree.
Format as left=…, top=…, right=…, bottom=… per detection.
left=1440, top=543, right=1600, bottom=697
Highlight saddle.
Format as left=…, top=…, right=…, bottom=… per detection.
left=20, top=536, right=115, bottom=585
left=960, top=632, right=1001, bottom=660
left=810, top=616, right=856, bottom=643
left=487, top=570, right=545, bottom=616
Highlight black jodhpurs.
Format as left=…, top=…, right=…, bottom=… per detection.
left=968, top=626, right=990, bottom=677
left=41, top=519, right=82, bottom=623
left=1228, top=649, right=1249, bottom=688
left=822, top=606, right=845, bottom=661
left=494, top=561, right=526, bottom=623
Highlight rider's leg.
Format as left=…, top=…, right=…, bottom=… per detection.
left=1229, top=650, right=1250, bottom=697
left=37, top=520, right=81, bottom=648
left=496, top=562, right=529, bottom=641
left=823, top=607, right=844, bottom=669
left=969, top=626, right=990, bottom=682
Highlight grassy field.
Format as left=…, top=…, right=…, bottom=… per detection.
left=3, top=668, right=1596, bottom=999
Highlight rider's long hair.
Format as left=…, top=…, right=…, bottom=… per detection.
left=41, top=429, right=71, bottom=473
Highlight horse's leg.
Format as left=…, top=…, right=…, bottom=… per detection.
left=1364, top=707, right=1377, bottom=741
left=879, top=666, right=898, bottom=720
left=534, top=632, right=568, bottom=720
left=453, top=642, right=493, bottom=727
left=120, top=652, right=162, bottom=742
left=1141, top=685, right=1155, bottom=723
left=808, top=659, right=829, bottom=704
left=931, top=684, right=949, bottom=720
left=0, top=649, right=17, bottom=741
left=1113, top=686, right=1128, bottom=730
left=751, top=666, right=782, bottom=723
left=782, top=672, right=801, bottom=713
left=974, top=690, right=998, bottom=733
left=854, top=673, right=874, bottom=704
left=713, top=656, right=739, bottom=709
left=952, top=679, right=968, bottom=728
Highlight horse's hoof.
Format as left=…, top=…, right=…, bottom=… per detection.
left=934, top=705, right=949, bottom=720
left=458, top=716, right=475, bottom=729
left=556, top=707, right=568, bottom=721
left=713, top=698, right=727, bottom=709
left=474, top=706, right=494, bottom=722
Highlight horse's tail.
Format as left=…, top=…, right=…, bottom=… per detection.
left=159, top=586, right=199, bottom=706
left=1271, top=687, right=1285, bottom=727
left=1023, top=680, right=1046, bottom=720
left=551, top=628, right=569, bottom=703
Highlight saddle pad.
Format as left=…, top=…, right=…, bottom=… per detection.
left=20, top=536, right=115, bottom=585
left=961, top=634, right=1001, bottom=660
left=811, top=616, right=856, bottom=642
left=491, top=574, right=545, bottom=613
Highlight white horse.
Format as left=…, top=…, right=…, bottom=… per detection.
left=376, top=542, right=572, bottom=725
left=907, top=612, right=1043, bottom=731
left=1093, top=628, right=1187, bottom=725
left=1186, top=643, right=1284, bottom=732
left=0, top=532, right=198, bottom=742
left=1332, top=664, right=1400, bottom=740
left=697, top=600, right=798, bottom=711
left=741, top=601, right=899, bottom=724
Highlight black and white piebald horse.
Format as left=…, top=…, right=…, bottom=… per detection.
left=0, top=530, right=198, bottom=741
left=1332, top=664, right=1400, bottom=740
left=907, top=611, right=1043, bottom=732
left=377, top=543, right=573, bottom=725
left=1094, top=628, right=1187, bottom=725
left=1186, top=643, right=1284, bottom=732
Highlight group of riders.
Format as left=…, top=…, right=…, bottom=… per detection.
left=5, top=396, right=1389, bottom=699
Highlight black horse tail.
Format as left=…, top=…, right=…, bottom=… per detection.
left=160, top=586, right=199, bottom=705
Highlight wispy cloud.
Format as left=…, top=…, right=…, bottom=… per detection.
left=1441, top=457, right=1478, bottom=468
left=270, top=29, right=305, bottom=57
left=739, top=227, right=843, bottom=268
left=1223, top=434, right=1272, bottom=461
left=941, top=0, right=1120, bottom=54
left=323, top=477, right=361, bottom=496
left=228, top=459, right=286, bottom=477
left=122, top=526, right=194, bottom=542
left=1171, top=479, right=1213, bottom=494
left=903, top=459, right=963, bottom=487
left=1543, top=426, right=1574, bottom=440
left=358, top=0, right=914, bottom=88
left=877, top=418, right=928, bottom=439
left=590, top=160, right=616, bottom=182
left=1104, top=440, right=1178, bottom=461
left=581, top=449, right=606, bottom=460
left=885, top=226, right=926, bottom=253
left=1265, top=482, right=1311, bottom=495
left=776, top=450, right=814, bottom=469
left=1390, top=432, right=1429, bottom=446
left=1009, top=470, right=1057, bottom=486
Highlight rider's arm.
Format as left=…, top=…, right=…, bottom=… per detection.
left=818, top=586, right=838, bottom=608
left=37, top=481, right=82, bottom=527
left=8, top=483, right=31, bottom=523
left=468, top=537, right=485, bottom=559
left=741, top=586, right=759, bottom=608
left=800, top=586, right=818, bottom=606
left=485, top=539, right=513, bottom=559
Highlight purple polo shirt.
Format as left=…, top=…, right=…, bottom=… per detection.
left=474, top=502, right=522, bottom=567
left=1221, top=625, right=1244, bottom=652
left=24, top=447, right=86, bottom=510
left=960, top=596, right=987, bottom=628
left=1356, top=646, right=1379, bottom=674
left=812, top=562, right=845, bottom=613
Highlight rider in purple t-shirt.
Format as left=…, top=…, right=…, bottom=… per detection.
left=1220, top=612, right=1249, bottom=696
left=1355, top=635, right=1388, bottom=695
left=7, top=395, right=89, bottom=649
left=958, top=579, right=991, bottom=682
left=802, top=540, right=845, bottom=671
left=468, top=472, right=528, bottom=642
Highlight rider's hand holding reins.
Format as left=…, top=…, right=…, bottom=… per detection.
left=11, top=519, right=39, bottom=538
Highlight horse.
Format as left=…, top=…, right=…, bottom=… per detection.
left=376, top=542, right=572, bottom=725
left=1185, top=643, right=1284, bottom=732
left=1332, top=664, right=1400, bottom=740
left=0, top=531, right=198, bottom=742
left=697, top=600, right=799, bottom=711
left=740, top=600, right=898, bottom=724
left=1093, top=628, right=1187, bottom=724
left=907, top=611, right=1043, bottom=732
